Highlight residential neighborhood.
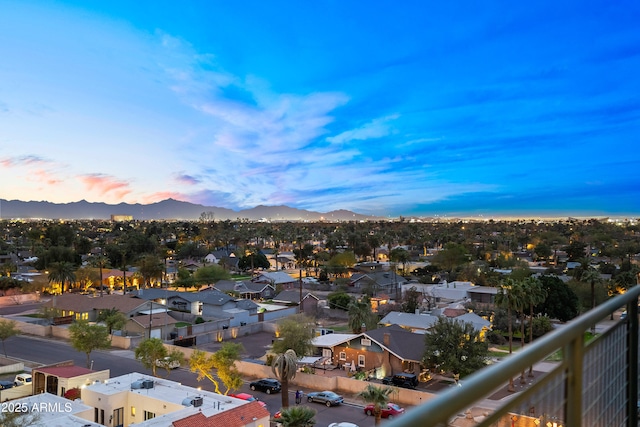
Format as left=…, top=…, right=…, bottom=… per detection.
left=0, top=217, right=638, bottom=426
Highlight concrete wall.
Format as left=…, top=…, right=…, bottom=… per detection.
left=0, top=357, right=24, bottom=375
left=0, top=383, right=32, bottom=401
left=168, top=345, right=436, bottom=406
left=262, top=306, right=298, bottom=321
left=12, top=319, right=50, bottom=337
left=0, top=293, right=40, bottom=306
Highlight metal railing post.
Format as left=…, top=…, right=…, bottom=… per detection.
left=565, top=335, right=583, bottom=427
left=627, top=298, right=638, bottom=427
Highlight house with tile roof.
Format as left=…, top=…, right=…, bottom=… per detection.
left=272, top=290, right=319, bottom=314
left=42, top=293, right=156, bottom=322
left=80, top=372, right=267, bottom=427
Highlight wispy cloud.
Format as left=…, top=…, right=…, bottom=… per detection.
left=0, top=155, right=50, bottom=168
left=326, top=114, right=400, bottom=144
left=79, top=174, right=132, bottom=199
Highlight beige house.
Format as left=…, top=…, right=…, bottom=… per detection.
left=42, top=293, right=158, bottom=322
left=3, top=393, right=101, bottom=426
left=126, top=312, right=179, bottom=340
left=81, top=372, right=269, bottom=427
left=32, top=361, right=110, bottom=397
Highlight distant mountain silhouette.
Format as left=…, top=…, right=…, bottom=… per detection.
left=0, top=198, right=380, bottom=221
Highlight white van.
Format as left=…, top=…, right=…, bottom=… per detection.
left=14, top=373, right=32, bottom=386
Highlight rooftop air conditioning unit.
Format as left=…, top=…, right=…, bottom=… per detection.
left=131, top=380, right=144, bottom=390
left=182, top=396, right=203, bottom=407
left=142, top=379, right=154, bottom=389
left=192, top=396, right=203, bottom=407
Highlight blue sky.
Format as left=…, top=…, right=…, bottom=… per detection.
left=1, top=1, right=639, bottom=218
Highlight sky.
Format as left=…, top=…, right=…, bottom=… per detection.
left=1, top=1, right=639, bottom=218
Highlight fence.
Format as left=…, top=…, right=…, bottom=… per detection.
left=389, top=284, right=640, bottom=427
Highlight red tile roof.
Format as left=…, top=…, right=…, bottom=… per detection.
left=172, top=401, right=270, bottom=427
left=35, top=365, right=95, bottom=378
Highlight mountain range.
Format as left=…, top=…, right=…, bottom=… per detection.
left=0, top=198, right=382, bottom=221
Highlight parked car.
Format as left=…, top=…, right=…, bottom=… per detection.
left=155, top=356, right=180, bottom=370
left=14, top=373, right=32, bottom=387
left=382, top=372, right=418, bottom=389
left=328, top=423, right=359, bottom=427
left=0, top=380, right=14, bottom=390
left=229, top=392, right=268, bottom=409
left=307, top=391, right=344, bottom=407
left=249, top=378, right=281, bottom=394
left=364, top=403, right=405, bottom=419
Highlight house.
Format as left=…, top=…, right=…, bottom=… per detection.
left=311, top=325, right=425, bottom=377
left=378, top=311, right=439, bottom=333
left=272, top=290, right=319, bottom=314
left=81, top=372, right=269, bottom=427
left=252, top=271, right=298, bottom=289
left=32, top=361, right=110, bottom=397
left=127, top=312, right=179, bottom=340
left=214, top=280, right=275, bottom=300
left=466, top=286, right=498, bottom=304
left=2, top=393, right=101, bottom=426
left=42, top=294, right=156, bottom=322
left=349, top=270, right=408, bottom=296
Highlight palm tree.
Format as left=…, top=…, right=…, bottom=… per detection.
left=47, top=261, right=76, bottom=294
left=277, top=405, right=316, bottom=427
left=522, top=276, right=547, bottom=376
left=580, top=267, right=603, bottom=311
left=357, top=384, right=393, bottom=426
left=348, top=298, right=374, bottom=333
left=272, top=349, right=298, bottom=409
left=495, top=278, right=519, bottom=392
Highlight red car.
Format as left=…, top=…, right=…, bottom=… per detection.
left=364, top=403, right=405, bottom=419
left=229, top=392, right=268, bottom=409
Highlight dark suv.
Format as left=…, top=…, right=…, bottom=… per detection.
left=382, top=373, right=418, bottom=389
left=249, top=378, right=282, bottom=394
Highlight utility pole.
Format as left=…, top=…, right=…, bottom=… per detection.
left=299, top=239, right=303, bottom=313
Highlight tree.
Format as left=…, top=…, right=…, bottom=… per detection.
left=423, top=317, right=489, bottom=379
left=401, top=286, right=421, bottom=313
left=69, top=320, right=111, bottom=368
left=357, top=384, right=393, bottom=426
left=327, top=290, right=353, bottom=310
left=522, top=276, right=547, bottom=376
left=189, top=343, right=244, bottom=394
left=536, top=275, right=579, bottom=322
left=135, top=337, right=167, bottom=377
left=494, top=278, right=521, bottom=392
left=272, top=349, right=298, bottom=408
left=194, top=265, right=231, bottom=286
left=272, top=315, right=314, bottom=357
left=238, top=250, right=270, bottom=271
left=389, top=247, right=410, bottom=275
left=580, top=267, right=603, bottom=312
left=432, top=243, right=469, bottom=272
left=47, top=261, right=76, bottom=294
left=348, top=298, right=377, bottom=334
left=277, top=405, right=316, bottom=427
left=138, top=254, right=164, bottom=288
left=0, top=319, right=20, bottom=357
left=96, top=307, right=126, bottom=334
left=158, top=347, right=185, bottom=378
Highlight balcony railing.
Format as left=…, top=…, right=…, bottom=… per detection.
left=390, top=284, right=640, bottom=427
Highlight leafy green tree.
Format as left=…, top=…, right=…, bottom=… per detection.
left=272, top=349, right=298, bottom=408
left=432, top=243, right=469, bottom=272
left=194, top=265, right=231, bottom=286
left=135, top=337, right=167, bottom=377
left=238, top=250, right=270, bottom=271
left=189, top=343, right=244, bottom=395
left=402, top=286, right=421, bottom=313
left=138, top=254, right=164, bottom=287
left=564, top=241, right=587, bottom=261
left=326, top=290, right=353, bottom=310
left=277, top=405, right=316, bottom=427
left=47, top=261, right=76, bottom=294
left=422, top=317, right=488, bottom=378
left=0, top=319, right=20, bottom=357
left=389, top=247, right=410, bottom=274
left=357, top=384, right=393, bottom=426
left=536, top=275, right=579, bottom=322
left=69, top=320, right=111, bottom=368
left=272, top=315, right=314, bottom=357
left=96, top=307, right=127, bottom=334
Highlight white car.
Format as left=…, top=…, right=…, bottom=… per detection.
left=155, top=357, right=180, bottom=369
left=14, top=373, right=32, bottom=386
left=329, top=423, right=359, bottom=427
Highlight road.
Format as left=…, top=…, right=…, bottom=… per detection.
left=4, top=335, right=386, bottom=427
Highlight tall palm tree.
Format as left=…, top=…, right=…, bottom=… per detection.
left=348, top=298, right=374, bottom=333
left=47, top=261, right=76, bottom=294
left=277, top=405, right=316, bottom=427
left=580, top=267, right=603, bottom=311
left=357, top=384, right=393, bottom=426
left=523, top=276, right=547, bottom=376
left=495, top=278, right=519, bottom=392
left=272, top=349, right=298, bottom=409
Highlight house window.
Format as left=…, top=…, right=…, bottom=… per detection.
left=144, top=411, right=155, bottom=420
left=131, top=407, right=136, bottom=417
left=361, top=338, right=371, bottom=346
left=339, top=352, right=346, bottom=361
left=358, top=355, right=365, bottom=367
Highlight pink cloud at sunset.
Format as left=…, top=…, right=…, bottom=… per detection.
left=79, top=174, right=132, bottom=200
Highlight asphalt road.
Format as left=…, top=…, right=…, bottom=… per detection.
left=4, top=335, right=387, bottom=427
